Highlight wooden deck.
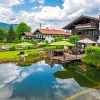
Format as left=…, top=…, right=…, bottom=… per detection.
left=50, top=53, right=85, bottom=63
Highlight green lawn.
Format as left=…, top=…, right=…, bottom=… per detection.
left=0, top=43, right=57, bottom=61
left=0, top=48, right=40, bottom=60
left=0, top=43, right=15, bottom=47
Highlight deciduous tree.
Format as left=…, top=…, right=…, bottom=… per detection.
left=0, top=28, right=7, bottom=42
left=54, top=37, right=62, bottom=42
left=69, top=35, right=80, bottom=44
left=16, top=22, right=31, bottom=39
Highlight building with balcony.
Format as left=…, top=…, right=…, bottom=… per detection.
left=63, top=15, right=100, bottom=42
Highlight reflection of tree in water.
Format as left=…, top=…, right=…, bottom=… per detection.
left=54, top=62, right=100, bottom=89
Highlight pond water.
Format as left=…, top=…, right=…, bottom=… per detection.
left=0, top=61, right=99, bottom=100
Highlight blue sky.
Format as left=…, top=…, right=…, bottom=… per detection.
left=0, top=0, right=100, bottom=31
left=13, top=0, right=63, bottom=13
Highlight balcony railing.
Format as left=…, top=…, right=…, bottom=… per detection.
left=75, top=23, right=98, bottom=30
left=78, top=35, right=97, bottom=41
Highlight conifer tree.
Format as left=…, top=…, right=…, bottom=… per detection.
left=7, top=24, right=15, bottom=43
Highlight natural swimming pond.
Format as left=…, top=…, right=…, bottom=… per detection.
left=0, top=61, right=100, bottom=100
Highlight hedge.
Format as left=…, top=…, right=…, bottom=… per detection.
left=82, top=46, right=100, bottom=68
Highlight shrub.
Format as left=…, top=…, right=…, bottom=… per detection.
left=83, top=46, right=100, bottom=67
left=27, top=46, right=33, bottom=49
left=3, top=39, right=7, bottom=43
left=14, top=38, right=19, bottom=44
left=54, top=37, right=62, bottom=42
left=69, top=35, right=80, bottom=44
left=9, top=46, right=16, bottom=51
left=45, top=40, right=48, bottom=44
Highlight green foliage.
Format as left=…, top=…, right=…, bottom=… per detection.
left=45, top=40, right=48, bottom=44
left=0, top=48, right=40, bottom=60
left=32, top=39, right=39, bottom=48
left=14, top=38, right=19, bottom=44
left=19, top=39, right=24, bottom=43
left=9, top=46, right=16, bottom=51
left=3, top=39, right=7, bottom=43
left=69, top=35, right=80, bottom=44
left=7, top=25, right=15, bottom=43
left=38, top=44, right=47, bottom=48
left=0, top=28, right=7, bottom=42
left=27, top=46, right=33, bottom=49
left=83, top=46, right=100, bottom=68
left=54, top=36, right=62, bottom=42
left=16, top=22, right=31, bottom=39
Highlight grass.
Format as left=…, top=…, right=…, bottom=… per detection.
left=0, top=43, right=16, bottom=47
left=0, top=42, right=57, bottom=62
left=0, top=48, right=40, bottom=60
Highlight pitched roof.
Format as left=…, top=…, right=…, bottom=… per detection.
left=23, top=32, right=34, bottom=36
left=36, top=29, right=71, bottom=35
left=63, top=15, right=100, bottom=30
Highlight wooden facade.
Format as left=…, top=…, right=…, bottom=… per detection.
left=63, top=15, right=100, bottom=41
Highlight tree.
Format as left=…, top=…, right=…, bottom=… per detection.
left=69, top=35, right=80, bottom=44
left=0, top=28, right=7, bottom=42
left=7, top=25, right=15, bottom=43
left=16, top=22, right=31, bottom=39
left=54, top=36, right=62, bottom=42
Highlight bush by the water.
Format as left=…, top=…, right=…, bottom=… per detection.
left=83, top=46, right=100, bottom=67
left=9, top=46, right=16, bottom=51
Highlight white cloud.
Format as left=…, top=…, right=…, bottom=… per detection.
left=0, top=87, right=12, bottom=100
left=30, top=0, right=36, bottom=3
left=0, top=0, right=24, bottom=7
left=0, top=63, right=20, bottom=88
left=34, top=6, right=62, bottom=21
left=37, top=0, right=45, bottom=4
left=61, top=0, right=100, bottom=19
left=30, top=0, right=45, bottom=4
left=0, top=0, right=100, bottom=31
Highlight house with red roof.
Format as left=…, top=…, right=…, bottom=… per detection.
left=34, top=28, right=71, bottom=42
left=22, top=32, right=35, bottom=41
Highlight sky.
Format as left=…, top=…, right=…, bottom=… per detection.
left=0, top=0, right=100, bottom=31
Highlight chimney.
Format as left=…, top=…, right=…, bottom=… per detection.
left=99, top=15, right=100, bottom=19
left=40, top=23, right=41, bottom=29
left=46, top=27, right=49, bottom=30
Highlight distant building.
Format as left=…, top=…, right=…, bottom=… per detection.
left=22, top=32, right=35, bottom=41
left=34, top=28, right=71, bottom=42
left=63, top=15, right=100, bottom=42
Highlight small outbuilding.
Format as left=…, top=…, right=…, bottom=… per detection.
left=22, top=32, right=35, bottom=41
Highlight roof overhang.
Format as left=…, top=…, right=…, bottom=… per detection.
left=63, top=15, right=100, bottom=30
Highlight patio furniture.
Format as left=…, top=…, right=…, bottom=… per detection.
left=17, top=52, right=25, bottom=56
left=53, top=50, right=63, bottom=56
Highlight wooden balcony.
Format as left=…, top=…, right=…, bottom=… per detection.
left=78, top=35, right=97, bottom=41
left=75, top=23, right=98, bottom=30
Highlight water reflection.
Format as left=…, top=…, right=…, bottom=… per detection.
left=54, top=63, right=100, bottom=88
left=54, top=62, right=100, bottom=100
left=0, top=61, right=99, bottom=100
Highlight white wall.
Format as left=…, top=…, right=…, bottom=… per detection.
left=45, top=35, right=54, bottom=43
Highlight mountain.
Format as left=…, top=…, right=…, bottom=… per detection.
left=0, top=22, right=18, bottom=30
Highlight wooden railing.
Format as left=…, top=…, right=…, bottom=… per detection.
left=75, top=23, right=98, bottom=30
left=78, top=35, right=97, bottom=41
